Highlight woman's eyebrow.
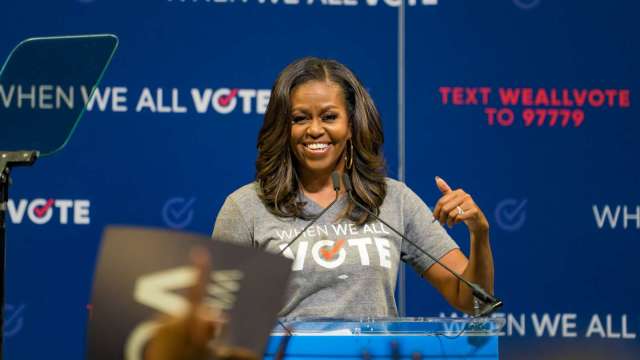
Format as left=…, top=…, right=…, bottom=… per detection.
left=320, top=104, right=340, bottom=112
left=291, top=104, right=339, bottom=113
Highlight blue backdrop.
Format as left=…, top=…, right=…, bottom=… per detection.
left=0, top=0, right=637, bottom=358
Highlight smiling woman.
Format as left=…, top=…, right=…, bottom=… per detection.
left=212, top=57, right=495, bottom=320
left=289, top=81, right=351, bottom=182
left=255, top=58, right=386, bottom=225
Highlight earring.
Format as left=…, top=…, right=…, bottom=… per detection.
left=345, top=140, right=354, bottom=170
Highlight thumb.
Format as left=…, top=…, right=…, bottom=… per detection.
left=435, top=176, right=452, bottom=194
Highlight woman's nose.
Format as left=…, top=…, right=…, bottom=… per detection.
left=306, top=118, right=325, bottom=137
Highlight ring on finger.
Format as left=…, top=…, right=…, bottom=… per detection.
left=456, top=206, right=464, bottom=215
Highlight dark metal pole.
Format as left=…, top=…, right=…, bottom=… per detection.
left=0, top=167, right=9, bottom=360
left=0, top=151, right=37, bottom=360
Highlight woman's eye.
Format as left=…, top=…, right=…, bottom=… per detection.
left=292, top=116, right=307, bottom=123
left=322, top=114, right=338, bottom=121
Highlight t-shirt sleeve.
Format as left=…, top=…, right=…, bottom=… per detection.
left=211, top=195, right=254, bottom=247
left=399, top=183, right=459, bottom=274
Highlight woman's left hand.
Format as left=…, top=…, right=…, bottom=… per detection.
left=432, top=176, right=489, bottom=235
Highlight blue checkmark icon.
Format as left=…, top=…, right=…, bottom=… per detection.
left=495, top=198, right=528, bottom=232
left=513, top=0, right=541, bottom=10
left=4, top=304, right=26, bottom=338
left=162, top=197, right=196, bottom=229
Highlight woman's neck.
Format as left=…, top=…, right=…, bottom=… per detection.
left=298, top=170, right=343, bottom=208
left=299, top=172, right=335, bottom=194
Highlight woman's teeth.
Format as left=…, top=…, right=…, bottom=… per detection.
left=305, top=143, right=329, bottom=152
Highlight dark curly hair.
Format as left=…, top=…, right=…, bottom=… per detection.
left=256, top=57, right=386, bottom=225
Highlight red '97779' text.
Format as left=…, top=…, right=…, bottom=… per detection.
left=484, top=108, right=585, bottom=127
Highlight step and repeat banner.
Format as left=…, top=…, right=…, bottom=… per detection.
left=401, top=1, right=638, bottom=358
left=0, top=0, right=637, bottom=359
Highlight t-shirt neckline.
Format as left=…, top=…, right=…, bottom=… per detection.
left=298, top=191, right=348, bottom=215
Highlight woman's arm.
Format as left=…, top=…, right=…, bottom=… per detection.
left=422, top=177, right=494, bottom=314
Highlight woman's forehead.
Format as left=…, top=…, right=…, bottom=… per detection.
left=291, top=81, right=346, bottom=105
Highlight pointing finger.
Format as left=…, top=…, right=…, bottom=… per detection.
left=435, top=176, right=453, bottom=194
left=188, top=247, right=211, bottom=309
left=188, top=247, right=227, bottom=347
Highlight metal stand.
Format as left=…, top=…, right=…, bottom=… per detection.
left=0, top=151, right=38, bottom=358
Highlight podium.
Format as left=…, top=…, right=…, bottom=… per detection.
left=265, top=317, right=504, bottom=359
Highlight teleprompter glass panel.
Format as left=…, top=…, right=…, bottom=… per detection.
left=0, top=34, right=118, bottom=155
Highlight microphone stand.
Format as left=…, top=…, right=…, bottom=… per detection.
left=272, top=172, right=342, bottom=360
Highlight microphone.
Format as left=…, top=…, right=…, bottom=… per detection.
left=277, top=171, right=342, bottom=256
left=342, top=173, right=502, bottom=317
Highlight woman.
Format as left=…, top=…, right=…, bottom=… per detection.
left=213, top=57, right=494, bottom=318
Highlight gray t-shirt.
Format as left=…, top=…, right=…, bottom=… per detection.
left=212, top=178, right=458, bottom=319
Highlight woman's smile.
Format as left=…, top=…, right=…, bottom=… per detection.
left=303, top=142, right=331, bottom=154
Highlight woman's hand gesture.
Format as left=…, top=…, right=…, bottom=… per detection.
left=432, top=176, right=489, bottom=235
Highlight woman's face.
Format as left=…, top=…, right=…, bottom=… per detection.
left=290, top=80, right=351, bottom=179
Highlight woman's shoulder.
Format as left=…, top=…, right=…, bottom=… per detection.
left=382, top=177, right=426, bottom=208
left=384, top=177, right=411, bottom=194
left=225, top=181, right=262, bottom=207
